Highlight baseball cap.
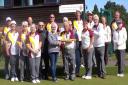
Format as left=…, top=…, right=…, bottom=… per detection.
left=87, top=11, right=93, bottom=16
left=11, top=20, right=16, bottom=25
left=6, top=17, right=12, bottom=21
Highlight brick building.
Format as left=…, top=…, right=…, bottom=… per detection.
left=0, top=0, right=83, bottom=25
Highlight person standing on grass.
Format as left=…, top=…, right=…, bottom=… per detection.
left=81, top=20, right=94, bottom=80
left=60, top=17, right=69, bottom=69
left=112, top=19, right=127, bottom=77
left=6, top=20, right=19, bottom=82
left=48, top=22, right=61, bottom=82
left=87, top=11, right=97, bottom=67
left=46, top=14, right=59, bottom=33
left=101, top=16, right=111, bottom=65
left=26, top=24, right=42, bottom=84
left=1, top=17, right=12, bottom=80
left=45, top=14, right=58, bottom=79
left=37, top=21, right=49, bottom=80
left=93, top=14, right=106, bottom=79
left=73, top=10, right=83, bottom=77
left=17, top=21, right=29, bottom=82
left=111, top=11, right=126, bottom=66
left=62, top=22, right=76, bottom=81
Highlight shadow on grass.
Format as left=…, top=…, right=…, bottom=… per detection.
left=56, top=66, right=121, bottom=78
left=0, top=69, right=4, bottom=79
left=0, top=65, right=128, bottom=80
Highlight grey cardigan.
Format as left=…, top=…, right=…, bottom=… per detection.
left=48, top=32, right=60, bottom=53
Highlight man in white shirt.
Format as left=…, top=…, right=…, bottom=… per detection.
left=87, top=11, right=97, bottom=67
left=93, top=14, right=106, bottom=79
left=73, top=10, right=83, bottom=76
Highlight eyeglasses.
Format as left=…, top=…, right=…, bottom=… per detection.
left=39, top=25, right=44, bottom=26
left=51, top=27, right=56, bottom=28
left=50, top=17, right=55, bottom=18
left=94, top=19, right=98, bottom=20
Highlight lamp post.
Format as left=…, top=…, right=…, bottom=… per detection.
left=28, top=0, right=33, bottom=6
left=83, top=0, right=86, bottom=20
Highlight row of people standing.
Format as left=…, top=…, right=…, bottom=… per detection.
left=1, top=10, right=127, bottom=84
left=42, top=10, right=127, bottom=80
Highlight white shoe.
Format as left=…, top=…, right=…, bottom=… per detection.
left=36, top=79, right=40, bottom=83
left=82, top=75, right=86, bottom=79
left=82, top=75, right=92, bottom=79
left=85, top=76, right=92, bottom=79
left=117, top=74, right=120, bottom=77
left=11, top=77, right=15, bottom=82
left=32, top=80, right=37, bottom=84
left=117, top=74, right=124, bottom=77
left=81, top=64, right=85, bottom=68
left=120, top=74, right=124, bottom=77
left=15, top=77, right=19, bottom=81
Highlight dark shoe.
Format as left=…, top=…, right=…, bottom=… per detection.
left=5, top=74, right=9, bottom=80
left=76, top=74, right=80, bottom=77
left=115, top=62, right=118, bottom=66
left=65, top=75, right=69, bottom=80
left=20, top=78, right=24, bottom=82
left=20, top=80, right=24, bottom=82
left=70, top=74, right=75, bottom=81
left=100, top=74, right=106, bottom=79
left=53, top=78, right=58, bottom=82
left=43, top=75, right=49, bottom=80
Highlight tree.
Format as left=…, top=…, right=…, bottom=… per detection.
left=92, top=4, right=100, bottom=15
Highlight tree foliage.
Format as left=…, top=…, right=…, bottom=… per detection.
left=92, top=4, right=100, bottom=16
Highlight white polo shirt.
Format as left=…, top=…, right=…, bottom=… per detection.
left=7, top=31, right=19, bottom=55
left=88, top=21, right=94, bottom=29
left=93, top=23, right=106, bottom=47
left=81, top=29, right=94, bottom=49
left=113, top=27, right=127, bottom=50
left=27, top=33, right=42, bottom=58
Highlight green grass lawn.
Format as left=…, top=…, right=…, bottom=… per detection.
left=0, top=66, right=128, bottom=85
left=0, top=54, right=128, bottom=85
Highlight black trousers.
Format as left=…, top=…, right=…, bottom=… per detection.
left=39, top=52, right=50, bottom=79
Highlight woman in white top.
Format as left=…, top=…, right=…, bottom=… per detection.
left=112, top=20, right=127, bottom=77
left=101, top=16, right=111, bottom=65
left=81, top=20, right=94, bottom=79
left=26, top=24, right=42, bottom=83
left=6, top=20, right=19, bottom=82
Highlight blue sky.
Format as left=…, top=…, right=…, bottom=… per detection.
left=86, top=0, right=128, bottom=12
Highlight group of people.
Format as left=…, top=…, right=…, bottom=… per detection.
left=1, top=10, right=127, bottom=83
